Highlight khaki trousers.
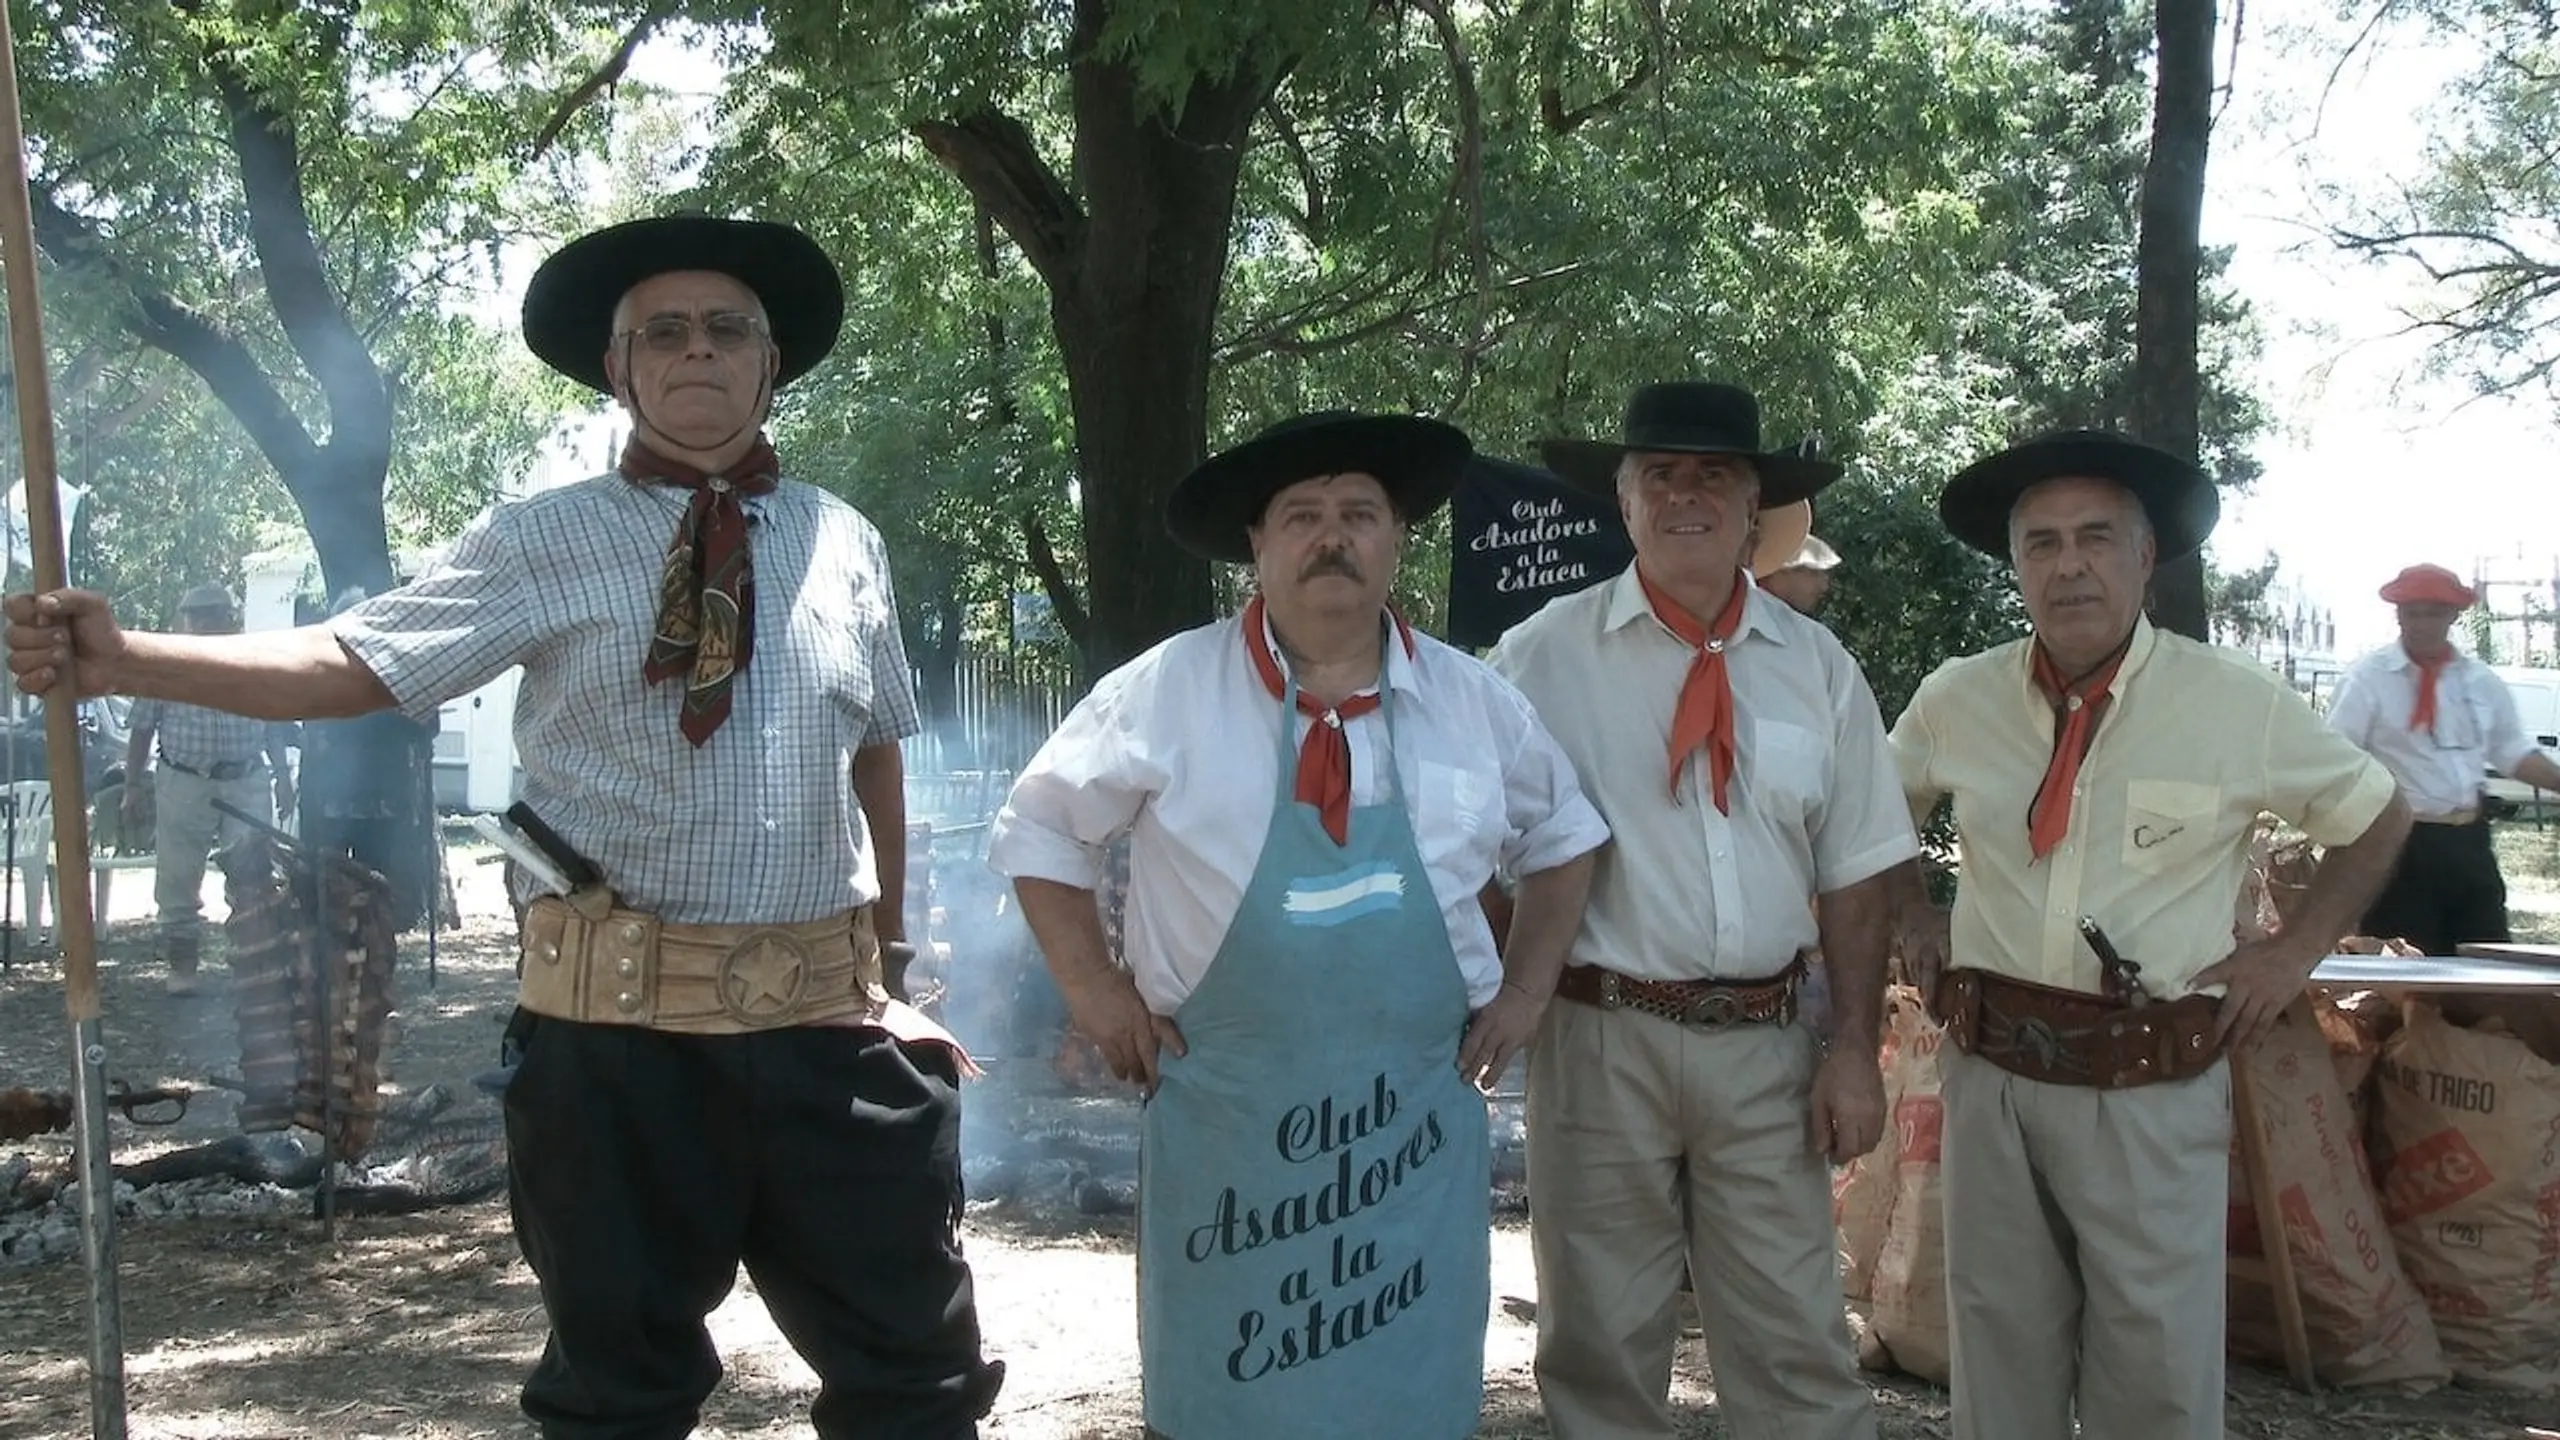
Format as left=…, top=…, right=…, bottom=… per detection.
left=1526, top=999, right=1874, bottom=1440
left=1940, top=1049, right=2231, bottom=1440
left=153, top=763, right=269, bottom=949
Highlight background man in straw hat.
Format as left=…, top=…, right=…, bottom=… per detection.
left=1887, top=430, right=2410, bottom=1440
left=1748, top=495, right=1843, bottom=619
left=121, top=583, right=294, bottom=995
left=1490, top=380, right=1915, bottom=1440
left=2327, top=561, right=2560, bottom=958
left=7, top=214, right=1004, bottom=1439
left=992, top=411, right=1607, bottom=1440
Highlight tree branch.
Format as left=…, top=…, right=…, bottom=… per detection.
left=1539, top=54, right=1656, bottom=133
left=200, top=48, right=391, bottom=470
left=532, top=4, right=677, bottom=157
left=1260, top=100, right=1326, bottom=240
left=1217, top=260, right=1584, bottom=367
left=1406, top=0, right=1492, bottom=399
left=1022, top=514, right=1091, bottom=659
left=911, top=109, right=1088, bottom=294
left=27, top=185, right=322, bottom=480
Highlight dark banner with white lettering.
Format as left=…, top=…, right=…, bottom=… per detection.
left=1445, top=455, right=1632, bottom=649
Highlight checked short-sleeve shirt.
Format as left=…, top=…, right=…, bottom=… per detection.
left=331, top=472, right=918, bottom=925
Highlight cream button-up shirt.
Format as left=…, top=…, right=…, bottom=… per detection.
left=2327, top=644, right=2546, bottom=819
left=1890, top=617, right=2397, bottom=998
left=1488, top=568, right=1920, bottom=982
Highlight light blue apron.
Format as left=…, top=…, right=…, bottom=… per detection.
left=1138, top=671, right=1492, bottom=1439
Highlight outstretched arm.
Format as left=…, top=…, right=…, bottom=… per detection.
left=8, top=590, right=393, bottom=721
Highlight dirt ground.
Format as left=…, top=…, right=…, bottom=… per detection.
left=2, top=836, right=2558, bottom=1439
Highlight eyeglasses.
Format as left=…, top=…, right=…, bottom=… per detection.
left=615, top=311, right=769, bottom=355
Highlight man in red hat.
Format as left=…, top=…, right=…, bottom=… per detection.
left=992, top=411, right=1607, bottom=1440
left=7, top=215, right=1004, bottom=1438
left=1887, top=430, right=2410, bottom=1440
left=1490, top=380, right=1915, bottom=1440
left=2327, top=562, right=2560, bottom=956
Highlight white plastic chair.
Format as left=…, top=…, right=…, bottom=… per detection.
left=1, top=780, right=56, bottom=945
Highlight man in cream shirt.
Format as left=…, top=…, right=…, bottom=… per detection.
left=1491, top=381, right=1916, bottom=1440
left=1888, top=430, right=2410, bottom=1440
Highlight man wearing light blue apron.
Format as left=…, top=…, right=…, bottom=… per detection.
left=993, top=412, right=1609, bottom=1439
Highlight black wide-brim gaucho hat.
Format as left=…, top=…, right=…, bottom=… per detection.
left=1165, top=411, right=1475, bottom=563
left=1539, top=381, right=1844, bottom=510
left=521, top=215, right=846, bottom=393
left=1938, top=429, right=2220, bottom=562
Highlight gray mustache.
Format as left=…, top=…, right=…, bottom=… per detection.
left=1300, top=551, right=1363, bottom=582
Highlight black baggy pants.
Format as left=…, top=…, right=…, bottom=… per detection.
left=2359, top=816, right=2510, bottom=959
left=503, top=1011, right=1004, bottom=1439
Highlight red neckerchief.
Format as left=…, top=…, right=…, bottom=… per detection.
left=1241, top=594, right=1417, bottom=845
left=2405, top=644, right=2453, bottom=734
left=623, top=434, right=781, bottom=746
left=2026, top=633, right=2132, bottom=860
left=1638, top=569, right=1750, bottom=812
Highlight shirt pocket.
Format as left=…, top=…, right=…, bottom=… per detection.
left=791, top=602, right=880, bottom=732
left=1415, top=759, right=1503, bottom=879
left=2121, top=778, right=2219, bottom=875
left=1752, top=719, right=1826, bottom=820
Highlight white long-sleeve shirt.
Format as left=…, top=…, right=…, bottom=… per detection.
left=989, top=613, right=1611, bottom=1012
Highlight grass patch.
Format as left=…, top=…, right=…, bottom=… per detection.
left=2493, top=815, right=2560, bottom=945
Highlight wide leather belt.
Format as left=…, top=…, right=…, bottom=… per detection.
left=1936, top=967, right=2222, bottom=1090
left=1554, top=958, right=1803, bottom=1029
left=519, top=892, right=888, bottom=1035
left=2414, top=806, right=2482, bottom=827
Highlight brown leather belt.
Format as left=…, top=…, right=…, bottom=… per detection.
left=1554, top=958, right=1803, bottom=1029
left=519, top=892, right=888, bottom=1035
left=1936, top=967, right=2223, bottom=1090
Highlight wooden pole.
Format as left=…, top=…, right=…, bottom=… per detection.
left=0, top=4, right=128, bottom=1433
left=2230, top=1055, right=2317, bottom=1392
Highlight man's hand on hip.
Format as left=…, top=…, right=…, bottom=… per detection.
left=1457, top=984, right=1545, bottom=1094
left=2191, top=936, right=2317, bottom=1052
left=1059, top=968, right=1185, bottom=1095
left=1807, top=1044, right=1887, bottom=1164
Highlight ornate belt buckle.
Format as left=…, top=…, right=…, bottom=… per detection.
left=2010, top=1015, right=2069, bottom=1073
left=1597, top=971, right=1624, bottom=1009
left=1686, top=988, right=1741, bottom=1028
left=718, top=928, right=815, bottom=1028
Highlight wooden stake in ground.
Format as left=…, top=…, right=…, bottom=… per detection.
left=0, top=3, right=127, bottom=1435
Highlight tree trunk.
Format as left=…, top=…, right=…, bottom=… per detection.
left=915, top=584, right=970, bottom=767
left=917, top=2, right=1290, bottom=673
left=30, top=37, right=428, bottom=921
left=2132, top=0, right=2215, bottom=641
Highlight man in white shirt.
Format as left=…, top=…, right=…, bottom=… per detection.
left=1490, top=381, right=1918, bottom=1440
left=991, top=411, right=1608, bottom=1440
left=2328, top=562, right=2560, bottom=956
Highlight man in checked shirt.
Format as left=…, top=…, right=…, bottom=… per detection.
left=123, top=584, right=296, bottom=994
left=6, top=215, right=1004, bottom=1439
